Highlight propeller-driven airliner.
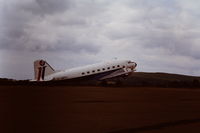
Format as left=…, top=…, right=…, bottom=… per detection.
left=33, top=59, right=137, bottom=81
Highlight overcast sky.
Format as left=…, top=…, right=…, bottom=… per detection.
left=1, top=0, right=200, bottom=80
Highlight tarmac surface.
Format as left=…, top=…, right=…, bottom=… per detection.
left=1, top=85, right=200, bottom=133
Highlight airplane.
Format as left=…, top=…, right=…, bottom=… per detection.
left=33, top=59, right=137, bottom=82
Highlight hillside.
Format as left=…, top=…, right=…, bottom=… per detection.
left=0, top=72, right=200, bottom=88
left=124, top=72, right=200, bottom=88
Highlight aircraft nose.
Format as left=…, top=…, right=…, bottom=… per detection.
left=127, top=61, right=137, bottom=70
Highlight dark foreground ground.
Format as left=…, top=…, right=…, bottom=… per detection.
left=1, top=85, right=200, bottom=133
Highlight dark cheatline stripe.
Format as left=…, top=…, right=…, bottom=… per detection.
left=41, top=66, right=46, bottom=80
left=67, top=68, right=122, bottom=81
left=46, top=62, right=55, bottom=71
left=37, top=67, right=42, bottom=81
left=92, top=68, right=121, bottom=80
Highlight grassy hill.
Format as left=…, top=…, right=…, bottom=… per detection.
left=1, top=72, right=200, bottom=88
left=123, top=72, right=200, bottom=88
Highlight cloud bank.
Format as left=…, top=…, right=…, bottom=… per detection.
left=1, top=0, right=200, bottom=79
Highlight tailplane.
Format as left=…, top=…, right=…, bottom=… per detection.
left=34, top=60, right=55, bottom=81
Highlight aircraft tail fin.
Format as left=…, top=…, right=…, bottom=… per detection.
left=34, top=60, right=55, bottom=81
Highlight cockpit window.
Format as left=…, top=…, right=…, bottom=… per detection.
left=128, top=61, right=134, bottom=64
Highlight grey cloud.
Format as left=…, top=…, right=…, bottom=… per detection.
left=52, top=17, right=87, bottom=26
left=20, top=0, right=73, bottom=16
left=29, top=39, right=100, bottom=53
left=35, top=0, right=71, bottom=14
left=105, top=0, right=200, bottom=60
left=1, top=0, right=101, bottom=54
left=1, top=0, right=200, bottom=79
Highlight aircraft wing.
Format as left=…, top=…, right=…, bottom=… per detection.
left=100, top=68, right=131, bottom=80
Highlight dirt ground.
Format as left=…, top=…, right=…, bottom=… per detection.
left=1, top=85, right=200, bottom=133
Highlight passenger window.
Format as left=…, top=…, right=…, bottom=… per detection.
left=87, top=71, right=90, bottom=74
left=92, top=70, right=95, bottom=73
left=112, top=66, right=115, bottom=68
left=97, top=69, right=100, bottom=71
left=107, top=67, right=110, bottom=69
left=117, top=65, right=120, bottom=67
left=123, top=66, right=125, bottom=68
left=82, top=72, right=85, bottom=75
left=102, top=68, right=105, bottom=71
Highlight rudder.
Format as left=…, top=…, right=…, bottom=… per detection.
left=34, top=60, right=55, bottom=81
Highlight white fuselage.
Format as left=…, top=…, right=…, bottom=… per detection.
left=44, top=60, right=137, bottom=81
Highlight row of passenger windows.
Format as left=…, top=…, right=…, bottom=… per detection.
left=81, top=65, right=125, bottom=75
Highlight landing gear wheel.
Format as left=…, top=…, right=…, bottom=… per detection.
left=100, top=80, right=108, bottom=86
